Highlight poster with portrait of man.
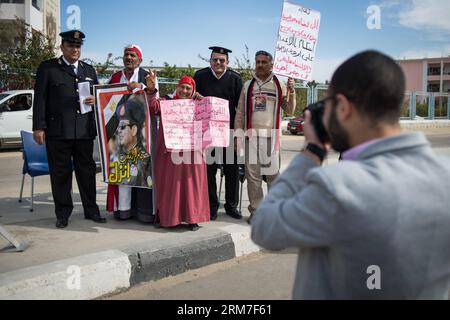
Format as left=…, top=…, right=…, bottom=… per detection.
left=94, top=84, right=155, bottom=189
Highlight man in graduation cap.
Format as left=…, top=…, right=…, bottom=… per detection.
left=194, top=46, right=243, bottom=221
left=33, top=30, right=106, bottom=229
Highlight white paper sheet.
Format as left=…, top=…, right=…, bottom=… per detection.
left=78, top=81, right=93, bottom=114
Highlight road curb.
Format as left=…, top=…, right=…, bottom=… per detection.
left=127, top=231, right=236, bottom=286
left=0, top=250, right=131, bottom=300
left=0, top=227, right=261, bottom=300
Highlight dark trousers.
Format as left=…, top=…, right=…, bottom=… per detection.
left=131, top=188, right=154, bottom=223
left=46, top=139, right=99, bottom=220
left=207, top=148, right=240, bottom=214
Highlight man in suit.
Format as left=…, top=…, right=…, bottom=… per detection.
left=194, top=46, right=243, bottom=221
left=252, top=50, right=450, bottom=299
left=33, top=30, right=106, bottom=229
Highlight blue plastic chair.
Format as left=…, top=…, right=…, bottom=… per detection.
left=19, top=131, right=50, bottom=212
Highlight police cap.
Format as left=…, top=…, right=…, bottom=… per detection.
left=59, top=30, right=85, bottom=45
left=209, top=46, right=232, bottom=56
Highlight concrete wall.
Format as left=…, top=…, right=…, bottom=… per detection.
left=27, top=0, right=43, bottom=32
left=43, top=0, right=60, bottom=46
left=0, top=3, right=26, bottom=20
left=399, top=60, right=425, bottom=92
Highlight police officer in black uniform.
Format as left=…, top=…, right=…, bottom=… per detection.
left=33, top=30, right=106, bottom=228
left=194, top=47, right=243, bottom=221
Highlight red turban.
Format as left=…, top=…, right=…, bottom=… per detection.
left=175, top=75, right=196, bottom=99
left=124, top=44, right=143, bottom=59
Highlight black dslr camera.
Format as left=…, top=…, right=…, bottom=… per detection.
left=305, top=100, right=330, bottom=144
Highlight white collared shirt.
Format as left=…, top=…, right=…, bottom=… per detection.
left=62, top=56, right=79, bottom=74
left=120, top=67, right=140, bottom=84
left=116, top=67, right=147, bottom=92
left=210, top=67, right=228, bottom=80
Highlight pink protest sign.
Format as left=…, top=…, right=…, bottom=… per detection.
left=274, top=2, right=321, bottom=81
left=160, top=97, right=230, bottom=151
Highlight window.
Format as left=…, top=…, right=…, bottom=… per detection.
left=0, top=94, right=32, bottom=112
left=0, top=1, right=25, bottom=4
left=32, top=0, right=41, bottom=11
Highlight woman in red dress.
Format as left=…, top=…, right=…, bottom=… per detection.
left=145, top=72, right=210, bottom=231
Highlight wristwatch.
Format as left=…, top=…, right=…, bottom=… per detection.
left=305, top=143, right=327, bottom=162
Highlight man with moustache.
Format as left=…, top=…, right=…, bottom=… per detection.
left=235, top=50, right=296, bottom=224
left=251, top=50, right=450, bottom=299
left=105, top=44, right=153, bottom=223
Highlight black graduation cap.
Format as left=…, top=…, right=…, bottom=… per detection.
left=59, top=30, right=85, bottom=45
left=209, top=46, right=232, bottom=56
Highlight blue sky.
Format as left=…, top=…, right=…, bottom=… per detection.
left=60, top=0, right=450, bottom=82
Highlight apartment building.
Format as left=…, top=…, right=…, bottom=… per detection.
left=0, top=0, right=60, bottom=45
left=398, top=57, right=450, bottom=93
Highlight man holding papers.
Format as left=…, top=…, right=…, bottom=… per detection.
left=33, top=30, right=106, bottom=229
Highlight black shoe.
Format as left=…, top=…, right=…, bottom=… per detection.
left=188, top=224, right=200, bottom=231
left=56, top=219, right=68, bottom=229
left=247, top=214, right=254, bottom=225
left=85, top=214, right=107, bottom=223
left=226, top=208, right=243, bottom=220
left=210, top=212, right=218, bottom=221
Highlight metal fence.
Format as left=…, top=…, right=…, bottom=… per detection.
left=301, top=84, right=450, bottom=120
left=157, top=81, right=450, bottom=121
left=402, top=92, right=450, bottom=120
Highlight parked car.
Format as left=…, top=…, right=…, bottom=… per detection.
left=0, top=90, right=34, bottom=149
left=287, top=116, right=304, bottom=135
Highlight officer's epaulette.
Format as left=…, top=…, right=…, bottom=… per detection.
left=228, top=68, right=241, bottom=76
left=79, top=60, right=94, bottom=68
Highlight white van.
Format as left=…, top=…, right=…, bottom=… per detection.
left=0, top=90, right=34, bottom=149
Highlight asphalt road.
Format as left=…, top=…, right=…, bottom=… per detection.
left=105, top=132, right=450, bottom=300
left=106, top=250, right=298, bottom=300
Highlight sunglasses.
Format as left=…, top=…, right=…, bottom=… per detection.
left=210, top=58, right=227, bottom=64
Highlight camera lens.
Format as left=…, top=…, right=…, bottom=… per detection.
left=306, top=101, right=330, bottom=144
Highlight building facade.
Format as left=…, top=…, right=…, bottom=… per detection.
left=398, top=57, right=450, bottom=93
left=0, top=0, right=60, bottom=45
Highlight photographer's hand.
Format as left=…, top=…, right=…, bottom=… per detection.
left=302, top=110, right=328, bottom=165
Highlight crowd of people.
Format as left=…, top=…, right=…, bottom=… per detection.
left=32, top=30, right=450, bottom=299
left=32, top=30, right=295, bottom=231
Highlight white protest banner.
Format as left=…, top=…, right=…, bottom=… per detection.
left=160, top=97, right=230, bottom=151
left=274, top=1, right=321, bottom=81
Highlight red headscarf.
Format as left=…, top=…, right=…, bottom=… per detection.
left=124, top=44, right=143, bottom=59
left=174, top=75, right=196, bottom=100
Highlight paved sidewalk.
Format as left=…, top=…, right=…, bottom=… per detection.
left=1, top=121, right=449, bottom=300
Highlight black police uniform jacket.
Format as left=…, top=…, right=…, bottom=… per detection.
left=194, top=68, right=242, bottom=129
left=33, top=57, right=99, bottom=139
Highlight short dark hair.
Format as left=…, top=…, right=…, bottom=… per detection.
left=330, top=50, right=405, bottom=124
left=255, top=50, right=273, bottom=62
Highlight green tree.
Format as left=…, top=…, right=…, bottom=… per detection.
left=82, top=53, right=122, bottom=78
left=158, top=62, right=196, bottom=79
left=0, top=18, right=56, bottom=90
left=233, top=45, right=254, bottom=82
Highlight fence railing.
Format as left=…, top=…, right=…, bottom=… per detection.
left=402, top=92, right=450, bottom=120
left=7, top=72, right=448, bottom=121
left=301, top=84, right=450, bottom=120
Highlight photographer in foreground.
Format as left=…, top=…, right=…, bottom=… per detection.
left=251, top=50, right=450, bottom=300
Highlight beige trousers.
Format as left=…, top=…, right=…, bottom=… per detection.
left=245, top=136, right=280, bottom=214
